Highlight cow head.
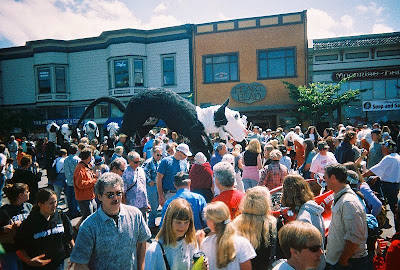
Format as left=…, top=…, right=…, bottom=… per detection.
left=214, top=98, right=248, bottom=142
left=61, top=124, right=73, bottom=142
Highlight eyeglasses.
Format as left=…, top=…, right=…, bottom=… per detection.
left=156, top=154, right=163, bottom=157
left=132, top=160, right=140, bottom=164
left=304, top=245, right=322, bottom=253
left=119, top=168, right=125, bottom=172
left=105, top=191, right=123, bottom=199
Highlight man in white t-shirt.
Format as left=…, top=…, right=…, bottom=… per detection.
left=363, top=139, right=400, bottom=230
left=310, top=141, right=337, bottom=179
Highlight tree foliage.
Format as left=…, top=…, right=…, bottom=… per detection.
left=283, top=77, right=363, bottom=125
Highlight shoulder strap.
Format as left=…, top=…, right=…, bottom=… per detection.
left=333, top=191, right=350, bottom=206
left=157, top=241, right=171, bottom=270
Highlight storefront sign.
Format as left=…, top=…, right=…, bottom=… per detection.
left=231, top=82, right=267, bottom=104
left=362, top=99, right=400, bottom=112
left=33, top=118, right=79, bottom=126
left=332, top=67, right=400, bottom=81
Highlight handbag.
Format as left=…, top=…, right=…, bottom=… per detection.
left=59, top=211, right=73, bottom=257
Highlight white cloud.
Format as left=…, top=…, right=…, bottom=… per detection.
left=372, top=23, right=394, bottom=34
left=307, top=8, right=338, bottom=39
left=356, top=2, right=384, bottom=16
left=143, top=15, right=182, bottom=30
left=0, top=0, right=143, bottom=46
left=340, top=15, right=354, bottom=31
left=217, top=13, right=229, bottom=21
left=154, top=2, right=167, bottom=13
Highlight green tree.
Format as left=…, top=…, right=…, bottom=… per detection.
left=283, top=77, right=363, bottom=125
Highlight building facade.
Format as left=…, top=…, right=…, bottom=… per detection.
left=0, top=25, right=193, bottom=138
left=194, top=11, right=308, bottom=129
left=310, top=32, right=400, bottom=127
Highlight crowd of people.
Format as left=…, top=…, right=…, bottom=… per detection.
left=0, top=121, right=399, bottom=269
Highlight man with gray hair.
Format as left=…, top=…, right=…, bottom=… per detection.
left=70, top=172, right=151, bottom=270
left=212, top=161, right=245, bottom=218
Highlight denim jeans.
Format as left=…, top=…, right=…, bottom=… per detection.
left=0, top=252, right=23, bottom=270
left=65, top=185, right=80, bottom=217
left=242, top=178, right=258, bottom=191
left=146, top=184, right=159, bottom=227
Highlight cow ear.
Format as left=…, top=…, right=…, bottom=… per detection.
left=221, top=98, right=229, bottom=108
left=216, top=98, right=229, bottom=115
left=214, top=98, right=229, bottom=127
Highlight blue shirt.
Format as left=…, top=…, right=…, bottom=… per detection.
left=209, top=152, right=223, bottom=169
left=70, top=204, right=151, bottom=270
left=143, top=139, right=154, bottom=159
left=142, top=157, right=160, bottom=184
left=160, top=189, right=207, bottom=230
left=64, top=154, right=80, bottom=186
left=157, top=156, right=188, bottom=191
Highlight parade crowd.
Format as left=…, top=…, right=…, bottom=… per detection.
left=0, top=122, right=399, bottom=270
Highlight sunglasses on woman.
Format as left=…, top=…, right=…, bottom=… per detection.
left=304, top=245, right=322, bottom=253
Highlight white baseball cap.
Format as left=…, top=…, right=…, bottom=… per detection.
left=176, top=143, right=192, bottom=156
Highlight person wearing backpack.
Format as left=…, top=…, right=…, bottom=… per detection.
left=324, top=164, right=372, bottom=270
left=51, top=149, right=68, bottom=204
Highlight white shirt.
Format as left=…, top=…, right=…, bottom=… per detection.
left=370, top=153, right=400, bottom=183
left=200, top=234, right=256, bottom=270
left=272, top=260, right=295, bottom=270
left=310, top=152, right=337, bottom=175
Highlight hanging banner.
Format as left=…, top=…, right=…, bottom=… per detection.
left=362, top=99, right=400, bottom=111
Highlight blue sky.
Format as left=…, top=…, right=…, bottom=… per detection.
left=0, top=0, right=399, bottom=49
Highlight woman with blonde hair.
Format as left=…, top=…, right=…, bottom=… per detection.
left=145, top=198, right=200, bottom=270
left=242, top=139, right=263, bottom=191
left=233, top=186, right=277, bottom=269
left=200, top=201, right=256, bottom=269
left=281, top=175, right=325, bottom=269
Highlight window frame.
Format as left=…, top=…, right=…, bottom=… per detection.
left=202, top=52, right=240, bottom=84
left=36, top=65, right=68, bottom=94
left=161, top=54, right=176, bottom=86
left=113, top=58, right=130, bottom=88
left=257, top=47, right=297, bottom=80
left=107, top=56, right=146, bottom=89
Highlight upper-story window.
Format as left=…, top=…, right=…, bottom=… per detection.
left=37, top=66, right=67, bottom=94
left=258, top=47, right=296, bottom=79
left=203, top=53, right=239, bottom=83
left=134, top=59, right=144, bottom=87
left=114, top=59, right=129, bottom=88
left=108, top=57, right=146, bottom=89
left=162, top=55, right=176, bottom=86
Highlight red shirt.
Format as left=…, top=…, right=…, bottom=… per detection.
left=212, top=189, right=245, bottom=219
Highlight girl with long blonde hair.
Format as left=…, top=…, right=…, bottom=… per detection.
left=145, top=198, right=199, bottom=270
left=200, top=201, right=256, bottom=269
left=233, top=186, right=277, bottom=269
